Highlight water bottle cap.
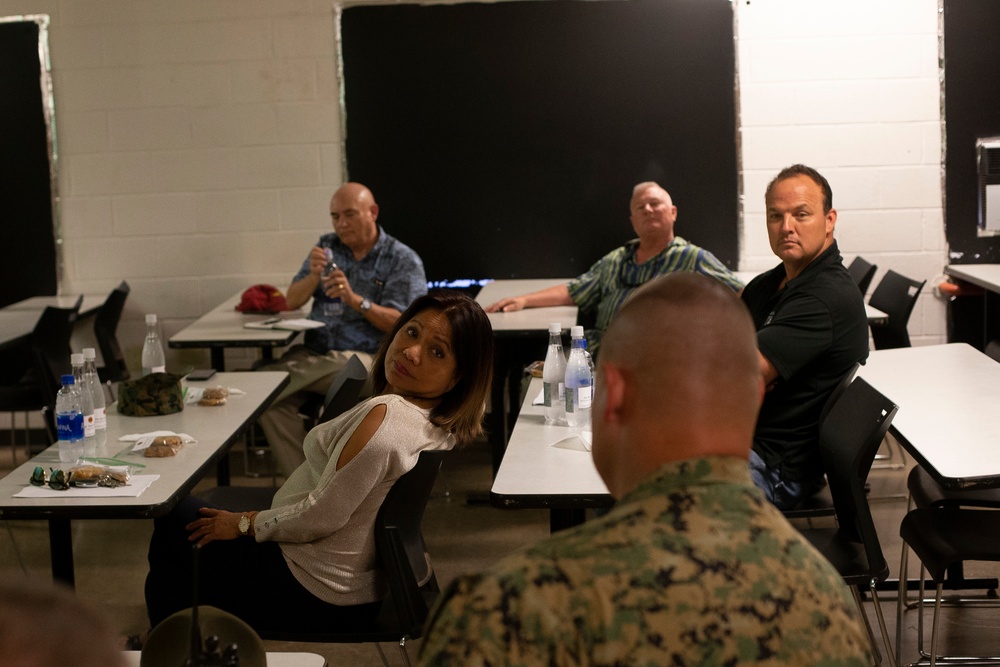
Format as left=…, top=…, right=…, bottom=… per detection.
left=145, top=313, right=157, bottom=325
left=548, top=323, right=561, bottom=333
left=70, top=353, right=84, bottom=365
left=570, top=325, right=584, bottom=337
left=83, top=348, right=96, bottom=359
left=61, top=374, right=74, bottom=385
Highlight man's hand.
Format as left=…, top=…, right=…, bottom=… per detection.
left=186, top=507, right=243, bottom=546
left=485, top=297, right=527, bottom=313
left=307, top=246, right=329, bottom=278
left=322, top=268, right=354, bottom=304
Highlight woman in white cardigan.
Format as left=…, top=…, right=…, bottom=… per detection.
left=143, top=290, right=494, bottom=634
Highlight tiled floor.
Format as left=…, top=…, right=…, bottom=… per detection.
left=2, top=436, right=999, bottom=666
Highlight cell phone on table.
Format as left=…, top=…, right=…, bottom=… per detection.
left=187, top=369, right=217, bottom=381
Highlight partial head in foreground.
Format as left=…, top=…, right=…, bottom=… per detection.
left=371, top=289, right=494, bottom=442
left=592, top=272, right=762, bottom=497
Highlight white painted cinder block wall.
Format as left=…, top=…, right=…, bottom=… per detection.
left=736, top=0, right=947, bottom=345
left=0, top=0, right=948, bottom=373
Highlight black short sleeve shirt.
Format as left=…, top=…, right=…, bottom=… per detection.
left=741, top=241, right=869, bottom=481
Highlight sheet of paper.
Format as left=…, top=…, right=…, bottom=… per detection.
left=13, top=474, right=160, bottom=499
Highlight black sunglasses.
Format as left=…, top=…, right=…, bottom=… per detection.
left=29, top=466, right=70, bottom=491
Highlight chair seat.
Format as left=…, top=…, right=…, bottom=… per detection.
left=782, top=484, right=836, bottom=519
left=907, top=465, right=1000, bottom=509
left=260, top=589, right=437, bottom=644
left=900, top=507, right=1000, bottom=583
left=800, top=528, right=890, bottom=586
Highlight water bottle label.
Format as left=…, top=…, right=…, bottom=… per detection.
left=93, top=407, right=107, bottom=430
left=84, top=414, right=96, bottom=437
left=322, top=299, right=343, bottom=317
left=578, top=385, right=593, bottom=410
left=151, top=365, right=166, bottom=373
left=565, top=388, right=576, bottom=413
left=543, top=382, right=553, bottom=408
left=56, top=412, right=83, bottom=441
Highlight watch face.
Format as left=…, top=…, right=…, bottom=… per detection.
left=239, top=515, right=250, bottom=534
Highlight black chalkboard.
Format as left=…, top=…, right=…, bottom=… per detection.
left=340, top=0, right=737, bottom=284
left=944, top=0, right=1000, bottom=263
left=0, top=19, right=57, bottom=307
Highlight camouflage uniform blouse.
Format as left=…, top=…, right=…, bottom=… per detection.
left=419, top=456, right=872, bottom=667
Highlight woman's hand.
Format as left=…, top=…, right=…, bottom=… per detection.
left=186, top=507, right=243, bottom=546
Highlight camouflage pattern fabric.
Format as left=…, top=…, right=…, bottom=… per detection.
left=419, top=456, right=873, bottom=667
left=117, top=372, right=185, bottom=416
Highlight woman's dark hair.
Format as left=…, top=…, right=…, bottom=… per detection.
left=370, top=289, right=494, bottom=443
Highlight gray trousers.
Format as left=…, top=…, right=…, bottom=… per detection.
left=256, top=346, right=374, bottom=477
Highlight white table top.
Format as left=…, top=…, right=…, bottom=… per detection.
left=857, top=343, right=1000, bottom=489
left=491, top=376, right=610, bottom=505
left=0, top=371, right=289, bottom=518
left=123, top=651, right=326, bottom=666
left=946, top=264, right=1000, bottom=293
left=0, top=293, right=107, bottom=349
left=476, top=279, right=578, bottom=333
left=5, top=293, right=107, bottom=315
left=169, top=292, right=309, bottom=349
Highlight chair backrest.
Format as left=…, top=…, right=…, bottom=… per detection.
left=819, top=377, right=897, bottom=571
left=31, top=301, right=82, bottom=403
left=316, top=354, right=368, bottom=425
left=93, top=281, right=131, bottom=382
left=868, top=269, right=926, bottom=349
left=375, top=450, right=446, bottom=632
left=846, top=256, right=878, bottom=295
left=818, top=361, right=861, bottom=426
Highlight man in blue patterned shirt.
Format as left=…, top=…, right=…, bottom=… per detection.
left=257, top=182, right=427, bottom=476
left=485, top=182, right=742, bottom=355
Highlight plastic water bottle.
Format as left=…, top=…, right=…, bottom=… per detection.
left=319, top=248, right=343, bottom=317
left=82, top=348, right=107, bottom=450
left=71, top=354, right=96, bottom=454
left=542, top=323, right=566, bottom=424
left=141, top=313, right=166, bottom=376
left=56, top=374, right=84, bottom=463
left=564, top=330, right=593, bottom=429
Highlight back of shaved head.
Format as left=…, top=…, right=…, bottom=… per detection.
left=593, top=273, right=761, bottom=494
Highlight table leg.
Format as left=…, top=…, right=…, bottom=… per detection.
left=260, top=348, right=275, bottom=362
left=216, top=454, right=230, bottom=487
left=48, top=518, right=75, bottom=587
left=550, top=508, right=586, bottom=532
left=209, top=348, right=226, bottom=372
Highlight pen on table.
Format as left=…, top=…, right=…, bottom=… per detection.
left=261, top=317, right=280, bottom=325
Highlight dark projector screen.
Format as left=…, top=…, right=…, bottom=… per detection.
left=340, top=0, right=737, bottom=285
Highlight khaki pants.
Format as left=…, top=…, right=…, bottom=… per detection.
left=256, top=346, right=374, bottom=477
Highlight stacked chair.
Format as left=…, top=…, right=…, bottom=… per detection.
left=868, top=270, right=926, bottom=350
left=0, top=297, right=81, bottom=462
left=848, top=256, right=879, bottom=295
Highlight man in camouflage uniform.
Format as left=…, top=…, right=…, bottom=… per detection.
left=419, top=273, right=873, bottom=666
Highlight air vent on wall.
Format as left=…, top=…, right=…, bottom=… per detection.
left=977, top=137, right=1000, bottom=234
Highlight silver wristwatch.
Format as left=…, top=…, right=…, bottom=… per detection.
left=238, top=513, right=251, bottom=536
left=360, top=298, right=372, bottom=312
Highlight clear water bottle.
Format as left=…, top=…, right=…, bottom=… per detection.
left=570, top=325, right=594, bottom=376
left=141, top=313, right=166, bottom=376
left=564, top=331, right=593, bottom=429
left=542, top=323, right=566, bottom=424
left=319, top=248, right=343, bottom=317
left=82, top=348, right=107, bottom=450
left=56, top=374, right=84, bottom=463
left=70, top=353, right=96, bottom=453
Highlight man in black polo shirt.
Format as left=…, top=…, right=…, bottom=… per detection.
left=741, top=164, right=869, bottom=510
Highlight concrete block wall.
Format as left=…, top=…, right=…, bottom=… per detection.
left=1, top=0, right=950, bottom=374
left=736, top=0, right=948, bottom=345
